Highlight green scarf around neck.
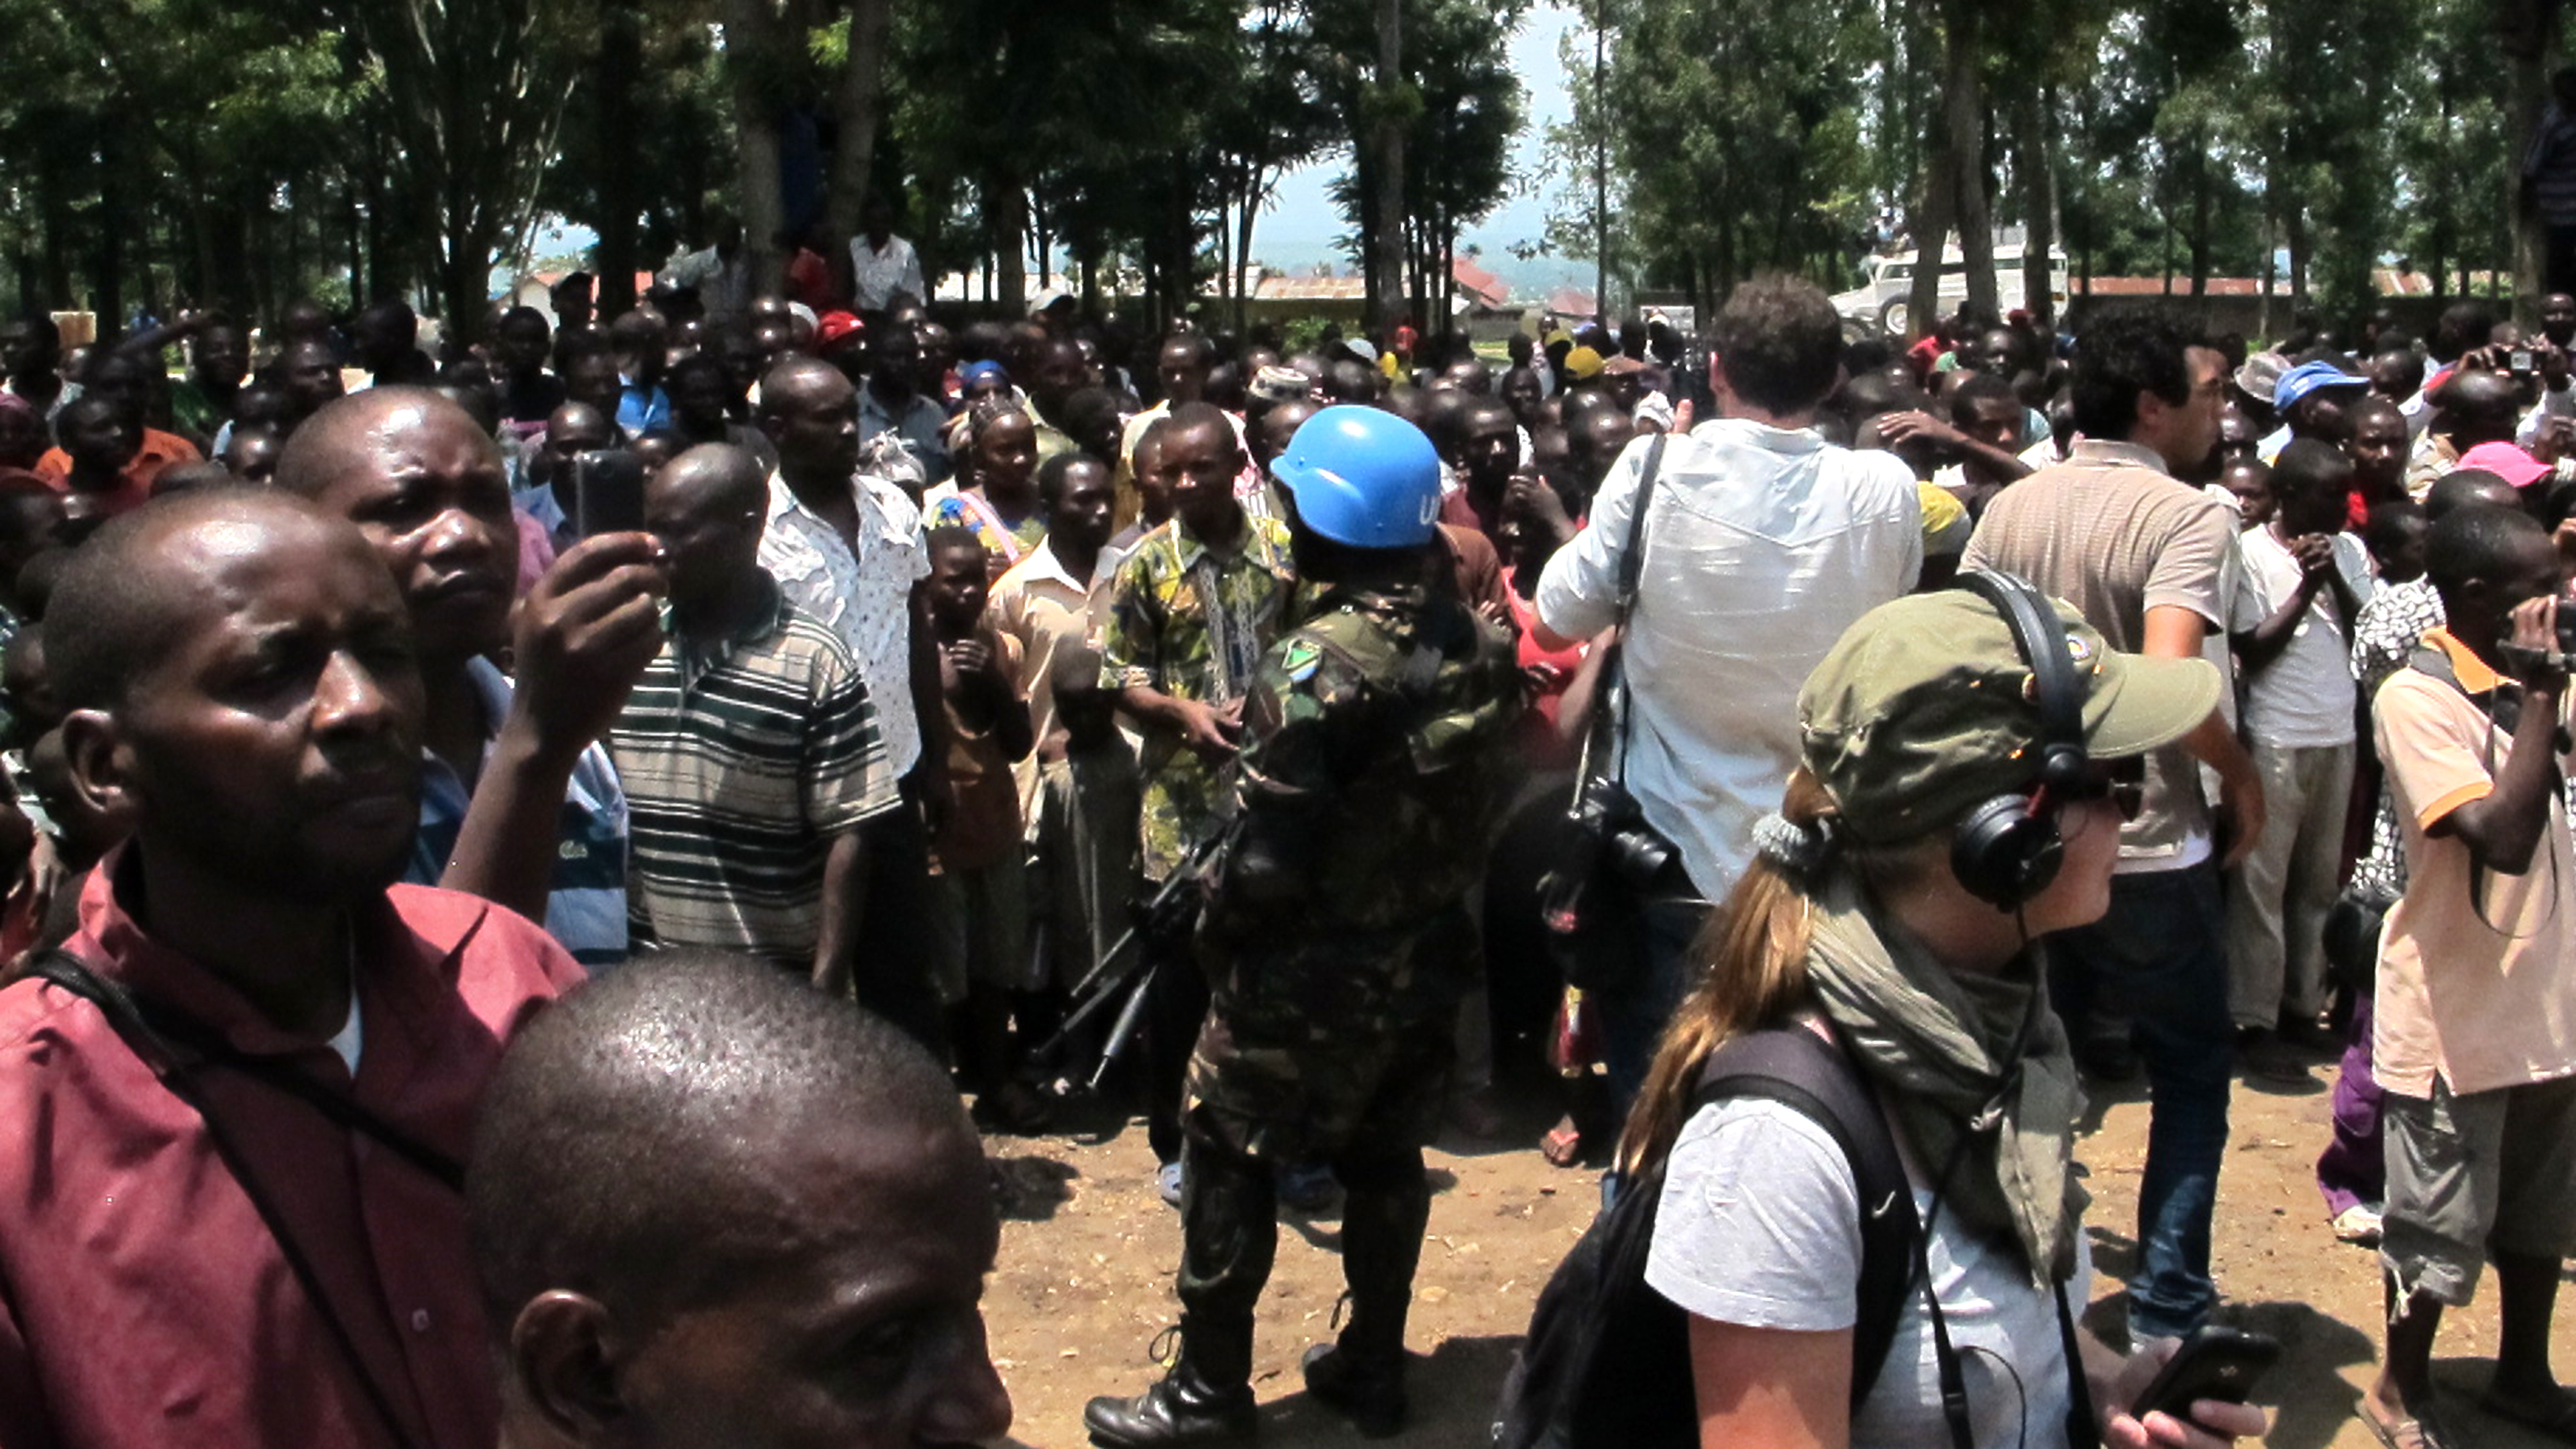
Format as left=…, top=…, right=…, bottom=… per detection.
left=1801, top=873, right=2088, bottom=1285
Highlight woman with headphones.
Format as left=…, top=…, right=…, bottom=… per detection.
left=1627, top=574, right=2267, bottom=1449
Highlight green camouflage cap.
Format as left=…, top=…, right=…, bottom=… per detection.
left=1796, top=589, right=2222, bottom=845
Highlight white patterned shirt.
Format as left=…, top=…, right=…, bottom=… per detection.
left=759, top=469, right=932, bottom=777
left=849, top=235, right=928, bottom=313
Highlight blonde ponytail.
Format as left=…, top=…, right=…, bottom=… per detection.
left=1613, top=769, right=1837, bottom=1177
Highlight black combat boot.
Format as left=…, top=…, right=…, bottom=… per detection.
left=1299, top=1340, right=1408, bottom=1438
left=1083, top=1323, right=1258, bottom=1446
left=1082, top=1373, right=1256, bottom=1446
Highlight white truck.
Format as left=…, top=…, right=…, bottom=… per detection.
left=1831, top=241, right=2070, bottom=339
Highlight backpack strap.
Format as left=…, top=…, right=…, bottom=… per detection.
left=1693, top=1028, right=1931, bottom=1430
left=27, top=947, right=435, bottom=1449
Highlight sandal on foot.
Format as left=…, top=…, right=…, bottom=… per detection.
left=2364, top=1400, right=2460, bottom=1449
left=1540, top=1117, right=1585, bottom=1169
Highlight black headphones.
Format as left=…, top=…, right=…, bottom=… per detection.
left=1947, top=570, right=2090, bottom=910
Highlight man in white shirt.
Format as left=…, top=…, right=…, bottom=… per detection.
left=1535, top=275, right=1921, bottom=1104
left=755, top=356, right=948, bottom=1053
left=659, top=221, right=752, bottom=329
left=847, top=195, right=928, bottom=314
left=2227, top=439, right=2373, bottom=1071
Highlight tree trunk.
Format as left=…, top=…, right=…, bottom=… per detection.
left=2189, top=132, right=2212, bottom=299
left=594, top=0, right=645, bottom=317
left=1592, top=0, right=1610, bottom=318
left=822, top=0, right=896, bottom=253
left=1234, top=170, right=1263, bottom=338
left=2015, top=85, right=2057, bottom=321
left=95, top=113, right=127, bottom=335
left=725, top=0, right=790, bottom=296
left=2286, top=205, right=2310, bottom=305
left=1367, top=0, right=1407, bottom=333
left=2259, top=212, right=2277, bottom=339
left=347, top=187, right=367, bottom=303
left=1941, top=0, right=1994, bottom=319
left=2504, top=0, right=2560, bottom=319
left=990, top=172, right=1026, bottom=317
left=1907, top=100, right=1953, bottom=341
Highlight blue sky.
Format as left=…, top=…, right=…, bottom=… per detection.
left=1250, top=1, right=1586, bottom=296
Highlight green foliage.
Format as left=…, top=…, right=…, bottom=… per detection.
left=1570, top=0, right=2540, bottom=327
left=1281, top=314, right=1344, bottom=351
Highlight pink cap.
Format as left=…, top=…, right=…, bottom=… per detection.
left=2459, top=441, right=2553, bottom=489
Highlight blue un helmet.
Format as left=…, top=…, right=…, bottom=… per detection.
left=1271, top=405, right=1444, bottom=549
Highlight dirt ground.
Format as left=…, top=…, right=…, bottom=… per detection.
left=977, top=1051, right=2576, bottom=1449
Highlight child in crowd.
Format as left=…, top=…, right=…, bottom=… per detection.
left=2228, top=439, right=2373, bottom=1075
left=2365, top=504, right=2576, bottom=1449
left=1030, top=647, right=1142, bottom=1072
left=2367, top=500, right=2429, bottom=585
left=924, top=526, right=1041, bottom=1129
left=928, top=399, right=1049, bottom=576
left=2216, top=455, right=2275, bottom=531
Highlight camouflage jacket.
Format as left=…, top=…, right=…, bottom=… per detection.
left=1210, top=580, right=1523, bottom=942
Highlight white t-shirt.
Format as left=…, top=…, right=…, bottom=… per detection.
left=2238, top=527, right=2372, bottom=749
left=1646, top=1097, right=2091, bottom=1449
left=326, top=987, right=363, bottom=1076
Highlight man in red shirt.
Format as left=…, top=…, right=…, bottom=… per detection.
left=0, top=486, right=583, bottom=1449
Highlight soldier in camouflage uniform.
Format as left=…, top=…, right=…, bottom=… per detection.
left=1086, top=407, right=1522, bottom=1446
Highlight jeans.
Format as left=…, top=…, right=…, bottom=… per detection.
left=2049, top=861, right=2235, bottom=1341
left=1599, top=885, right=1713, bottom=1116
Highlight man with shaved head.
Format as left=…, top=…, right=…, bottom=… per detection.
left=755, top=356, right=947, bottom=1047
left=278, top=386, right=665, bottom=967
left=469, top=952, right=1012, bottom=1449
left=517, top=398, right=623, bottom=552
left=2414, top=368, right=2527, bottom=498
left=609, top=443, right=899, bottom=977
left=0, top=487, right=584, bottom=1448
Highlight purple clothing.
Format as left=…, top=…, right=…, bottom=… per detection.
left=2317, top=991, right=2385, bottom=1218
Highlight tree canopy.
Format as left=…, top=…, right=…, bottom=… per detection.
left=0, top=0, right=1526, bottom=339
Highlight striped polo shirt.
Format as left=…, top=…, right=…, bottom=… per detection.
left=407, top=657, right=633, bottom=968
left=610, top=575, right=900, bottom=969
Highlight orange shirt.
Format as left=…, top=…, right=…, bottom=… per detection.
left=36, top=427, right=201, bottom=515
left=2372, top=627, right=2576, bottom=1098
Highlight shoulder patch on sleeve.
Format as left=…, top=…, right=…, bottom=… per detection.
left=1281, top=637, right=1323, bottom=682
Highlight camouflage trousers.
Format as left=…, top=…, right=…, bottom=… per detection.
left=1181, top=908, right=1474, bottom=1163
left=1172, top=1120, right=1436, bottom=1389
left=1167, top=917, right=1468, bottom=1390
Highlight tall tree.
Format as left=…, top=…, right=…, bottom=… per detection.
left=299, top=0, right=585, bottom=325
left=1368, top=0, right=1410, bottom=329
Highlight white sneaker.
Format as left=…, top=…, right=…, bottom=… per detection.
left=2332, top=1203, right=2384, bottom=1246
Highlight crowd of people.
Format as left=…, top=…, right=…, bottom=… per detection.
left=0, top=242, right=2568, bottom=1449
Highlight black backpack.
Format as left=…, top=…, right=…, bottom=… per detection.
left=1493, top=1027, right=1919, bottom=1449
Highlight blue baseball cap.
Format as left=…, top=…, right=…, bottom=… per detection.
left=2273, top=359, right=2371, bottom=412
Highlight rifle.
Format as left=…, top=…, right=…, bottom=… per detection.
left=1035, top=820, right=1237, bottom=1087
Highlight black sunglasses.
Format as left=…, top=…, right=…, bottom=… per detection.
left=2054, top=755, right=2147, bottom=821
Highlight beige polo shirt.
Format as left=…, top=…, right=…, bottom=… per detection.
left=988, top=538, right=1101, bottom=820
left=2373, top=629, right=2576, bottom=1099
left=1962, top=439, right=2254, bottom=871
